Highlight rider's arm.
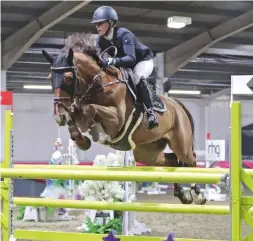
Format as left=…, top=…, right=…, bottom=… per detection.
left=95, top=37, right=102, bottom=56
left=114, top=33, right=136, bottom=68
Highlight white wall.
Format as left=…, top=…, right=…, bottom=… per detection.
left=205, top=99, right=253, bottom=138
left=4, top=94, right=252, bottom=163
left=12, top=94, right=115, bottom=162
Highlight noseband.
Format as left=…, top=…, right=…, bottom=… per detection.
left=51, top=54, right=122, bottom=116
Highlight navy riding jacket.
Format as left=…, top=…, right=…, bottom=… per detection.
left=96, top=27, right=154, bottom=69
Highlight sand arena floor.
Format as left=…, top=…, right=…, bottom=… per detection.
left=13, top=192, right=252, bottom=241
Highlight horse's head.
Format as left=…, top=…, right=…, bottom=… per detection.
left=42, top=48, right=76, bottom=126
left=42, top=33, right=127, bottom=131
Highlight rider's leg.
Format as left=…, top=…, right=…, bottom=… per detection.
left=133, top=59, right=158, bottom=129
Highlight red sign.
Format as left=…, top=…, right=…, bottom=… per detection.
left=0, top=91, right=13, bottom=106
left=206, top=132, right=211, bottom=140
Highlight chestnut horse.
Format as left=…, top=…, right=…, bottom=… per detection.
left=42, top=33, right=206, bottom=205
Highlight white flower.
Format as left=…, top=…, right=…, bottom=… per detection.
left=115, top=189, right=125, bottom=200
left=89, top=189, right=96, bottom=196
left=93, top=154, right=107, bottom=166
left=80, top=151, right=128, bottom=201
left=107, top=197, right=114, bottom=202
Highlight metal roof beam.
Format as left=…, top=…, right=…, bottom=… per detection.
left=168, top=80, right=230, bottom=88
left=182, top=62, right=253, bottom=74
left=4, top=21, right=253, bottom=48
left=205, top=42, right=253, bottom=57
left=94, top=1, right=244, bottom=17
left=204, top=88, right=231, bottom=101
left=171, top=71, right=230, bottom=82
left=1, top=6, right=47, bottom=16
left=29, top=40, right=172, bottom=54
left=2, top=1, right=92, bottom=70
left=164, top=9, right=253, bottom=78
left=7, top=70, right=49, bottom=77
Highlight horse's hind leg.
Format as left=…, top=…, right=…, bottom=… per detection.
left=186, top=157, right=207, bottom=205
left=165, top=153, right=193, bottom=204
left=166, top=131, right=207, bottom=205
left=179, top=160, right=206, bottom=205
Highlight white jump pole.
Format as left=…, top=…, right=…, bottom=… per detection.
left=68, top=139, right=75, bottom=200
left=122, top=151, right=131, bottom=235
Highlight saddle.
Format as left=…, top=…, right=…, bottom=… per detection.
left=118, top=67, right=167, bottom=113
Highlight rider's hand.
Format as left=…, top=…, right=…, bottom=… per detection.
left=107, top=58, right=115, bottom=65
left=100, top=58, right=117, bottom=68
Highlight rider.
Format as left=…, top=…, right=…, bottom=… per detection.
left=90, top=5, right=159, bottom=130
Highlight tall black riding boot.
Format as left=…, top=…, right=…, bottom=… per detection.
left=136, top=77, right=159, bottom=129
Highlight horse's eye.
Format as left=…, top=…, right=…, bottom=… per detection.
left=64, top=72, right=73, bottom=85
left=65, top=72, right=73, bottom=79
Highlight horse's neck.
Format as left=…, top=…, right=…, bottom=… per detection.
left=74, top=53, right=100, bottom=80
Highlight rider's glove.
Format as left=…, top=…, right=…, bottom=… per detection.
left=100, top=57, right=118, bottom=69
left=107, top=57, right=117, bottom=65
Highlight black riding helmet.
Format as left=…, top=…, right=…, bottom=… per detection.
left=91, top=6, right=118, bottom=24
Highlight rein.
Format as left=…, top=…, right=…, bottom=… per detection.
left=51, top=54, right=124, bottom=116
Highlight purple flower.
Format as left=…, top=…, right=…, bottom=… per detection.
left=102, top=232, right=120, bottom=241
left=164, top=233, right=175, bottom=241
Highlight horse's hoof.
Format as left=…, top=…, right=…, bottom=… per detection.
left=76, top=136, right=91, bottom=151
left=174, top=189, right=193, bottom=204
left=190, top=189, right=207, bottom=205
left=195, top=193, right=207, bottom=205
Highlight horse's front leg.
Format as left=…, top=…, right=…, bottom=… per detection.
left=80, top=105, right=100, bottom=142
left=67, top=119, right=91, bottom=151
left=82, top=104, right=122, bottom=142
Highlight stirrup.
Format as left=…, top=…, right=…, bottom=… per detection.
left=144, top=107, right=158, bottom=129
left=146, top=117, right=158, bottom=129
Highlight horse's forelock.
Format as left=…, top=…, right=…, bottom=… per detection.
left=61, top=33, right=97, bottom=59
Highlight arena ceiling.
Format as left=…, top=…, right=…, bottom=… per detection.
left=2, top=1, right=253, bottom=100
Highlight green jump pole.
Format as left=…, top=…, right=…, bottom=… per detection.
left=0, top=168, right=225, bottom=184
left=230, top=101, right=242, bottom=241
left=13, top=164, right=253, bottom=177
left=0, top=110, right=13, bottom=241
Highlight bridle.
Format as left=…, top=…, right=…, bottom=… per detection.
left=51, top=46, right=124, bottom=116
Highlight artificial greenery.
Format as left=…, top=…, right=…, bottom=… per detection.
left=83, top=216, right=123, bottom=234
left=47, top=207, right=55, bottom=216
left=16, top=205, right=26, bottom=220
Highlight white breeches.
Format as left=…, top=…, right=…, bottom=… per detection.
left=133, top=58, right=154, bottom=85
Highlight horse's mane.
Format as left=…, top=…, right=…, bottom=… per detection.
left=60, top=32, right=100, bottom=63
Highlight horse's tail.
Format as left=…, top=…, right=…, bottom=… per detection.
left=172, top=98, right=195, bottom=149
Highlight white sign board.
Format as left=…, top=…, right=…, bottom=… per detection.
left=231, top=75, right=253, bottom=95
left=205, top=140, right=226, bottom=161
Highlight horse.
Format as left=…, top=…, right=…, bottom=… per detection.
left=42, top=33, right=206, bottom=205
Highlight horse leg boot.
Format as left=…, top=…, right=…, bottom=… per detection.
left=187, top=159, right=207, bottom=205
left=67, top=119, right=91, bottom=151
left=164, top=153, right=193, bottom=204
left=178, top=158, right=206, bottom=205
left=136, top=77, right=158, bottom=129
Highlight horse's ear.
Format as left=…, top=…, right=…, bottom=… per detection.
left=67, top=48, right=74, bottom=66
left=42, top=49, right=54, bottom=64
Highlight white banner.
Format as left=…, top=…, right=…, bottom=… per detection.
left=231, top=75, right=253, bottom=95
left=205, top=140, right=226, bottom=161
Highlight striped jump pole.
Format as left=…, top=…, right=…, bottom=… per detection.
left=230, top=75, right=253, bottom=241
left=0, top=91, right=14, bottom=241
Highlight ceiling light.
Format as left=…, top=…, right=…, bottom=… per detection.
left=168, top=90, right=201, bottom=95
left=167, top=16, right=192, bottom=29
left=23, top=85, right=52, bottom=90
